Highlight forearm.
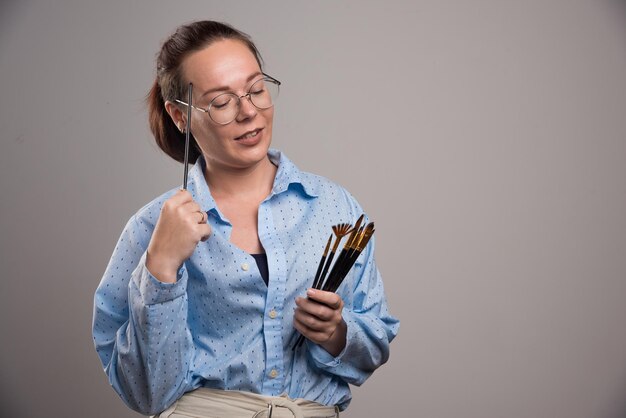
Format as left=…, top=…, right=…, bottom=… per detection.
left=307, top=307, right=397, bottom=385
left=95, top=256, right=194, bottom=414
left=111, top=297, right=193, bottom=413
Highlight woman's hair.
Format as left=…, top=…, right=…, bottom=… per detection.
left=147, top=21, right=263, bottom=163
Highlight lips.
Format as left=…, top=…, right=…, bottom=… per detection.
left=235, top=128, right=262, bottom=140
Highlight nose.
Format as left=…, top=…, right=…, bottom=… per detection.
left=236, top=93, right=257, bottom=121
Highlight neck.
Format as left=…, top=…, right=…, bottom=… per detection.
left=204, top=155, right=277, bottom=199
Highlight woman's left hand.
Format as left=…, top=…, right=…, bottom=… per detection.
left=294, top=288, right=347, bottom=357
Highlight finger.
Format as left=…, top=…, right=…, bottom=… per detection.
left=295, top=297, right=335, bottom=322
left=293, top=317, right=329, bottom=342
left=171, top=189, right=194, bottom=204
left=163, top=190, right=193, bottom=212
left=294, top=307, right=327, bottom=331
left=193, top=210, right=207, bottom=224
left=306, top=288, right=343, bottom=310
left=180, top=201, right=202, bottom=214
left=197, top=223, right=212, bottom=241
left=178, top=202, right=205, bottom=224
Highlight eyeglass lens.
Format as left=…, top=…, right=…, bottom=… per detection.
left=209, top=78, right=280, bottom=124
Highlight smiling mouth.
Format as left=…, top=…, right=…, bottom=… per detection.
left=235, top=128, right=262, bottom=140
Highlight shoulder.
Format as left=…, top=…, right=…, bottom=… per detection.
left=299, top=169, right=365, bottom=220
left=302, top=170, right=354, bottom=199
left=274, top=149, right=362, bottom=214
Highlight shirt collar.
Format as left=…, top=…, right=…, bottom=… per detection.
left=268, top=149, right=318, bottom=198
left=187, top=148, right=318, bottom=213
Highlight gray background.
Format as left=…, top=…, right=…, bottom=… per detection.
left=1, top=1, right=626, bottom=417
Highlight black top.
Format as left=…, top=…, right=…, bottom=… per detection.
left=251, top=253, right=269, bottom=286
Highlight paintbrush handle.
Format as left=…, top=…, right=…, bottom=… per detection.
left=323, top=248, right=350, bottom=290
left=311, top=255, right=327, bottom=290
left=182, top=83, right=192, bottom=190
left=317, top=250, right=336, bottom=290
left=327, top=250, right=360, bottom=292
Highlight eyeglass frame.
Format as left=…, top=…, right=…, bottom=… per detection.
left=174, top=72, right=281, bottom=125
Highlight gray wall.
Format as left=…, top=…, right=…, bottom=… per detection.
left=1, top=1, right=626, bottom=417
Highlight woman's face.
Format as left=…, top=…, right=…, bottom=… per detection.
left=174, top=39, right=274, bottom=172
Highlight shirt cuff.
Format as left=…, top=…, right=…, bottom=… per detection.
left=131, top=252, right=188, bottom=305
left=307, top=310, right=358, bottom=369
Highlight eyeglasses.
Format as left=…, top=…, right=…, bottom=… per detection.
left=175, top=73, right=280, bottom=125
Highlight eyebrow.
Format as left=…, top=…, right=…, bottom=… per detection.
left=198, top=71, right=263, bottom=100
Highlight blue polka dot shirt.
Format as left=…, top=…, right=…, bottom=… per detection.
left=92, top=149, right=399, bottom=415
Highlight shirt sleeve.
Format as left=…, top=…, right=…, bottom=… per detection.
left=92, top=215, right=195, bottom=415
left=306, top=232, right=400, bottom=386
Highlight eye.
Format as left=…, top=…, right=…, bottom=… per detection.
left=249, top=79, right=267, bottom=95
left=211, top=95, right=233, bottom=109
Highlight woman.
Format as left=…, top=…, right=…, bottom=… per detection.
left=93, top=20, right=399, bottom=417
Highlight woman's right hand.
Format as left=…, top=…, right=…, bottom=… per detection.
left=146, top=189, right=212, bottom=283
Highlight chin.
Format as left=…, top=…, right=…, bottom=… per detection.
left=231, top=144, right=270, bottom=168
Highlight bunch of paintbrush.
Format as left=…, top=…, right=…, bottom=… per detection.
left=293, top=214, right=375, bottom=349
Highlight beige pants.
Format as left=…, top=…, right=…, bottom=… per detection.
left=155, top=388, right=339, bottom=418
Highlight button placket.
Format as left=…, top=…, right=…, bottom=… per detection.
left=258, top=201, right=286, bottom=395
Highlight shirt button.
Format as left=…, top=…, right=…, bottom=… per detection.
left=269, top=309, right=277, bottom=319
left=241, top=263, right=249, bottom=271
left=269, top=369, right=278, bottom=378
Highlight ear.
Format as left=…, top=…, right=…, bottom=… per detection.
left=164, top=100, right=187, bottom=132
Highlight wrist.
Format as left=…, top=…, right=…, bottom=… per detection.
left=320, top=319, right=347, bottom=357
left=146, top=251, right=180, bottom=283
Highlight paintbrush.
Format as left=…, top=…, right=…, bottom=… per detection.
left=293, top=215, right=374, bottom=350
left=182, top=82, right=192, bottom=190
left=311, top=234, right=333, bottom=290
